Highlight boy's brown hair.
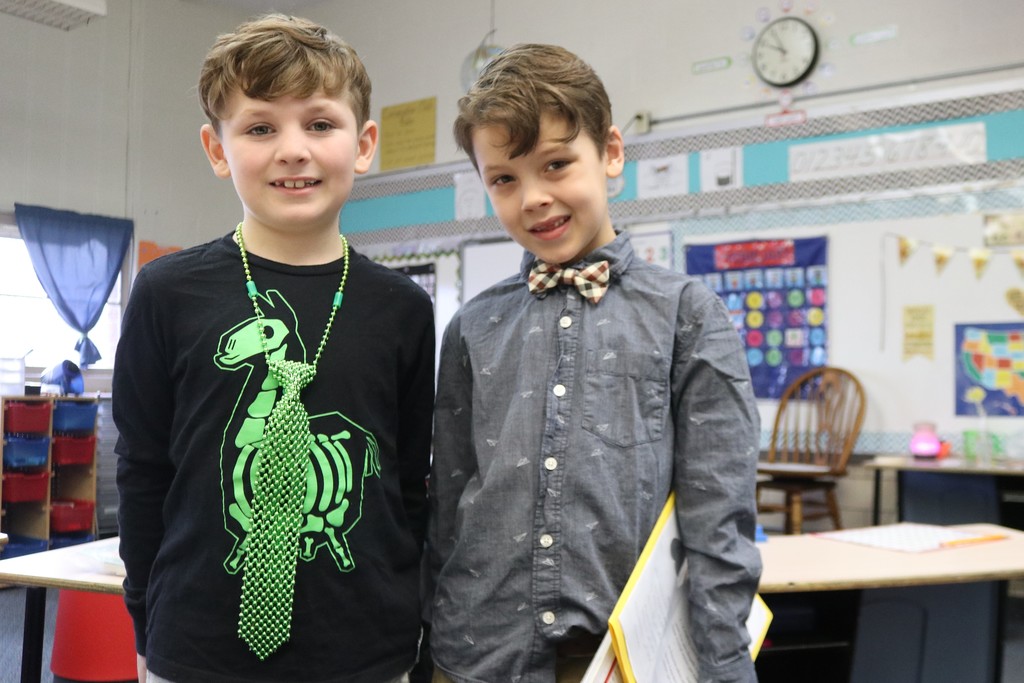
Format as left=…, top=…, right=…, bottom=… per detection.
left=453, top=43, right=613, bottom=166
left=198, top=14, right=371, bottom=130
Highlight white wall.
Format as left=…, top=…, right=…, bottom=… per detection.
left=0, top=0, right=244, bottom=254
left=313, top=0, right=1024, bottom=165
left=2, top=0, right=1023, bottom=251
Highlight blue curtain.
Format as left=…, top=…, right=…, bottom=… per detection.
left=15, top=203, right=133, bottom=368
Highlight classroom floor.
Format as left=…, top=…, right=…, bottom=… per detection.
left=0, top=586, right=1022, bottom=682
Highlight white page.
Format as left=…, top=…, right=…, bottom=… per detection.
left=612, top=501, right=770, bottom=683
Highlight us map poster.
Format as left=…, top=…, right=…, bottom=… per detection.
left=685, top=236, right=828, bottom=399
left=955, top=323, right=1024, bottom=417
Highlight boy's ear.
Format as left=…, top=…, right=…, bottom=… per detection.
left=200, top=124, right=232, bottom=179
left=604, top=125, right=625, bottom=179
left=354, top=120, right=379, bottom=175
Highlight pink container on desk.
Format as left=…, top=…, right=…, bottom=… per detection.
left=910, top=422, right=941, bottom=459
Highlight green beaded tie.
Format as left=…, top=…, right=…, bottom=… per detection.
left=234, top=223, right=350, bottom=660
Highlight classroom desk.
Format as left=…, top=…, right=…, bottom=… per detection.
left=865, top=454, right=1024, bottom=525
left=756, top=523, right=1024, bottom=683
left=758, top=522, right=1024, bottom=592
left=0, top=536, right=123, bottom=683
left=4, top=529, right=1023, bottom=683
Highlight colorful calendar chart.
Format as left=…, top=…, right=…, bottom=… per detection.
left=685, top=236, right=828, bottom=399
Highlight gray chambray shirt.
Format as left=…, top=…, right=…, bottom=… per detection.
left=426, top=231, right=762, bottom=683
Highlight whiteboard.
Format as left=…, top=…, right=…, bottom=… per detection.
left=460, top=238, right=523, bottom=303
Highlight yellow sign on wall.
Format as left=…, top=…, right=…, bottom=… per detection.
left=380, top=96, right=436, bottom=171
left=902, top=304, right=934, bottom=361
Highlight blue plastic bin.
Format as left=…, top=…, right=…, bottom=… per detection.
left=2, top=435, right=50, bottom=468
left=0, top=534, right=48, bottom=559
left=49, top=531, right=96, bottom=549
left=52, top=401, right=98, bottom=434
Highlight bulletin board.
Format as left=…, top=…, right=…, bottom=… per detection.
left=353, top=80, right=1024, bottom=452
left=685, top=236, right=829, bottom=399
left=677, top=203, right=1024, bottom=450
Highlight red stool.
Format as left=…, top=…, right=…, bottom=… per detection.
left=50, top=590, right=137, bottom=682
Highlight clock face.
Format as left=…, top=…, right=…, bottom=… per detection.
left=753, top=17, right=819, bottom=88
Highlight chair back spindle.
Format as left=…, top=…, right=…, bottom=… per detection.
left=757, top=366, right=867, bottom=534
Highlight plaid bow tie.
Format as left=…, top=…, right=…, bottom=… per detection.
left=527, top=260, right=611, bottom=304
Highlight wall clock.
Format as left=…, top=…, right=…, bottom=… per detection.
left=752, top=16, right=820, bottom=88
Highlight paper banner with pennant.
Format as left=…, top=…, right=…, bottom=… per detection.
left=898, top=237, right=918, bottom=264
left=969, top=247, right=992, bottom=279
left=932, top=245, right=954, bottom=275
left=1013, top=250, right=1024, bottom=278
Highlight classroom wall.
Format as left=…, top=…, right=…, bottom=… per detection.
left=317, top=0, right=1024, bottom=168
left=0, top=0, right=244, bottom=251
left=2, top=0, right=1023, bottom=252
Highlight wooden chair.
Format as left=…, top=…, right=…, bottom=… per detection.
left=756, top=366, right=866, bottom=535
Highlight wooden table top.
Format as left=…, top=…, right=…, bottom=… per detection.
left=864, top=454, right=1024, bottom=476
left=758, top=523, right=1024, bottom=593
left=5, top=526, right=1023, bottom=599
left=0, top=536, right=123, bottom=594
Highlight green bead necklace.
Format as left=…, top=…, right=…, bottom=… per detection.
left=233, top=222, right=350, bottom=660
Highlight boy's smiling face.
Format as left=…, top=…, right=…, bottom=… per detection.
left=201, top=90, right=376, bottom=242
left=473, top=114, right=624, bottom=266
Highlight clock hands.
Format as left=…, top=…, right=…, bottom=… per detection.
left=767, top=27, right=788, bottom=57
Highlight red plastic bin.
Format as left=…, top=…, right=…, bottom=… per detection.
left=50, top=499, right=95, bottom=533
left=51, top=434, right=96, bottom=466
left=3, top=401, right=52, bottom=434
left=2, top=470, right=49, bottom=502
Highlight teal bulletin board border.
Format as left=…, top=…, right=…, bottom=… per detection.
left=342, top=94, right=1024, bottom=236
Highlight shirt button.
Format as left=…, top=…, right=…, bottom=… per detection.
left=541, top=611, right=556, bottom=625
left=559, top=315, right=572, bottom=329
left=553, top=384, right=566, bottom=397
left=544, top=457, right=558, bottom=471
left=539, top=533, right=554, bottom=548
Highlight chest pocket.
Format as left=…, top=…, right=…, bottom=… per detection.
left=582, top=349, right=669, bottom=448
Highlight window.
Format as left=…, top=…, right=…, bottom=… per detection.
left=0, top=220, right=125, bottom=375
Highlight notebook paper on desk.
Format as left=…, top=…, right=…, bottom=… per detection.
left=815, top=523, right=1008, bottom=552
left=600, top=493, right=771, bottom=683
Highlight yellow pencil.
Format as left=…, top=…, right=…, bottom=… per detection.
left=940, top=534, right=1007, bottom=548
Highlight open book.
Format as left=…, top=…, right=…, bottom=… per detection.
left=583, top=493, right=771, bottom=683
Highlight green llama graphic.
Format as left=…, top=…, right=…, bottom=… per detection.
left=214, top=289, right=380, bottom=575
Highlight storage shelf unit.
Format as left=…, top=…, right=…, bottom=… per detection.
left=1, top=395, right=99, bottom=558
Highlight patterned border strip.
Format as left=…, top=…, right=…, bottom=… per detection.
left=760, top=430, right=996, bottom=455
left=346, top=88, right=1024, bottom=244
left=347, top=215, right=505, bottom=248
left=627, top=90, right=1024, bottom=160
left=350, top=89, right=1024, bottom=203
